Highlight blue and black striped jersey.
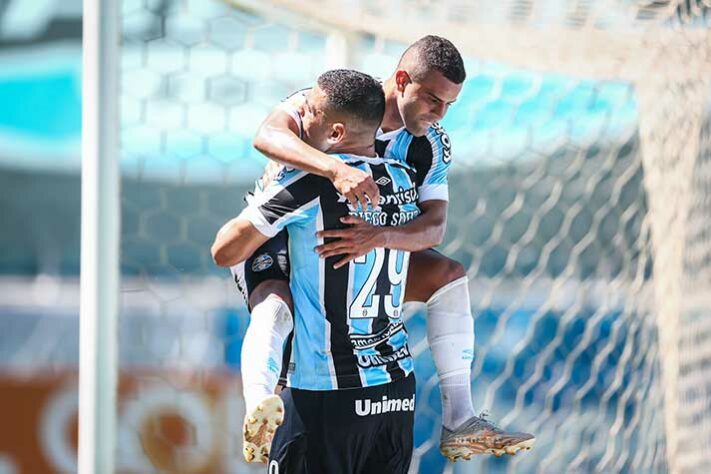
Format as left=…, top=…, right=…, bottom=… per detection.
left=242, top=154, right=420, bottom=390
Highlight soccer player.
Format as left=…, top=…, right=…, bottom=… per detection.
left=213, top=70, right=420, bottom=472
left=235, top=35, right=534, bottom=463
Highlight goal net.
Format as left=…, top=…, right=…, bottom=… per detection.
left=113, top=0, right=711, bottom=472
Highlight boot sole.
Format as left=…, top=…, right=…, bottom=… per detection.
left=243, top=395, right=284, bottom=463
left=441, top=436, right=535, bottom=461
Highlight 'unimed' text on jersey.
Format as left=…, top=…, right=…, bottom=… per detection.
left=242, top=154, right=420, bottom=390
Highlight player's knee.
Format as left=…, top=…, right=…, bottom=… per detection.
left=433, top=256, right=467, bottom=288
left=447, top=259, right=467, bottom=283
left=249, top=279, right=293, bottom=313
left=406, top=251, right=467, bottom=302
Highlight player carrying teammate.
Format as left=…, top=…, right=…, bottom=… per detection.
left=214, top=70, right=419, bottom=472
left=227, top=35, right=534, bottom=463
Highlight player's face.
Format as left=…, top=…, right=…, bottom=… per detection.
left=299, top=86, right=343, bottom=152
left=397, top=69, right=462, bottom=137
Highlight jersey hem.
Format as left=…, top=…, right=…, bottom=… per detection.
left=288, top=369, right=413, bottom=391
left=240, top=206, right=280, bottom=238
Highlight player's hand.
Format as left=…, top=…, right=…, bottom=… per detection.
left=331, top=162, right=380, bottom=211
left=315, top=216, right=385, bottom=269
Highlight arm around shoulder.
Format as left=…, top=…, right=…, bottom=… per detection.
left=253, top=104, right=379, bottom=209
left=253, top=106, right=339, bottom=179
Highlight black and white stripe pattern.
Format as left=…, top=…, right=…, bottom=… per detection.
left=319, top=182, right=364, bottom=388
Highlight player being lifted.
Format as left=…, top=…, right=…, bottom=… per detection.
left=214, top=70, right=419, bottom=472
left=230, top=36, right=534, bottom=462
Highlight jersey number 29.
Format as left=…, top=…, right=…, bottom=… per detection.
left=349, top=248, right=410, bottom=319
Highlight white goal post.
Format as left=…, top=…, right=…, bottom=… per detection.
left=79, top=0, right=121, bottom=472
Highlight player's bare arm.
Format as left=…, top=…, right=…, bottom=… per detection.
left=316, top=200, right=448, bottom=268
left=211, top=217, right=269, bottom=267
left=253, top=102, right=380, bottom=210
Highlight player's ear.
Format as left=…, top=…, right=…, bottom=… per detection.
left=395, top=70, right=411, bottom=93
left=328, top=123, right=346, bottom=144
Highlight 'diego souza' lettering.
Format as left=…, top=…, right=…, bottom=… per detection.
left=389, top=210, right=419, bottom=226
left=348, top=208, right=420, bottom=227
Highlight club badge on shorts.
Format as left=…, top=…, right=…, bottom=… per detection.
left=251, top=253, right=274, bottom=272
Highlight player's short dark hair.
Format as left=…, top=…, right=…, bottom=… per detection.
left=400, top=35, right=466, bottom=84
left=316, top=69, right=385, bottom=130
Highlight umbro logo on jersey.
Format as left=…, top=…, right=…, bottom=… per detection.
left=251, top=254, right=273, bottom=272
left=375, top=176, right=391, bottom=186
left=355, top=394, right=415, bottom=416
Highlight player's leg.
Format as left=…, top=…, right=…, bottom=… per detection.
left=239, top=279, right=293, bottom=463
left=360, top=373, right=416, bottom=474
left=405, top=249, right=535, bottom=460
left=405, top=249, right=476, bottom=429
left=232, top=230, right=294, bottom=463
left=241, top=279, right=293, bottom=413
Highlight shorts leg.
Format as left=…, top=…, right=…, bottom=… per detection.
left=269, top=388, right=315, bottom=474
left=319, top=398, right=378, bottom=474
left=229, top=229, right=290, bottom=307
left=230, top=261, right=249, bottom=305
left=361, top=374, right=416, bottom=474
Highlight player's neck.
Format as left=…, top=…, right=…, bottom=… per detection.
left=381, top=77, right=405, bottom=133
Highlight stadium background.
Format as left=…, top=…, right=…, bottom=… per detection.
left=0, top=0, right=709, bottom=473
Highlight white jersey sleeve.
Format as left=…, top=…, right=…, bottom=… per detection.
left=417, top=122, right=452, bottom=202
left=241, top=167, right=321, bottom=237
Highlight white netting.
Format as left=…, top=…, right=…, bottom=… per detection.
left=116, top=0, right=711, bottom=472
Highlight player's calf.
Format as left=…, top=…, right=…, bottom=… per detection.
left=243, top=280, right=293, bottom=410
left=406, top=250, right=476, bottom=429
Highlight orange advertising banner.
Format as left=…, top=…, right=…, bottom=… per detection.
left=0, top=369, right=253, bottom=473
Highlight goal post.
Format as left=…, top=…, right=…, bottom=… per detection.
left=79, top=0, right=121, bottom=472
left=635, top=76, right=710, bottom=473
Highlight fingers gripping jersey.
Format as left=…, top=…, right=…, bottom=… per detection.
left=241, top=155, right=420, bottom=390
left=268, top=88, right=453, bottom=203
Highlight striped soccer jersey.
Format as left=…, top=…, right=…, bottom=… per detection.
left=242, top=154, right=421, bottom=390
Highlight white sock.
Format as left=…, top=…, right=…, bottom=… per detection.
left=440, top=374, right=475, bottom=430
left=241, top=296, right=293, bottom=414
left=426, top=276, right=476, bottom=430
